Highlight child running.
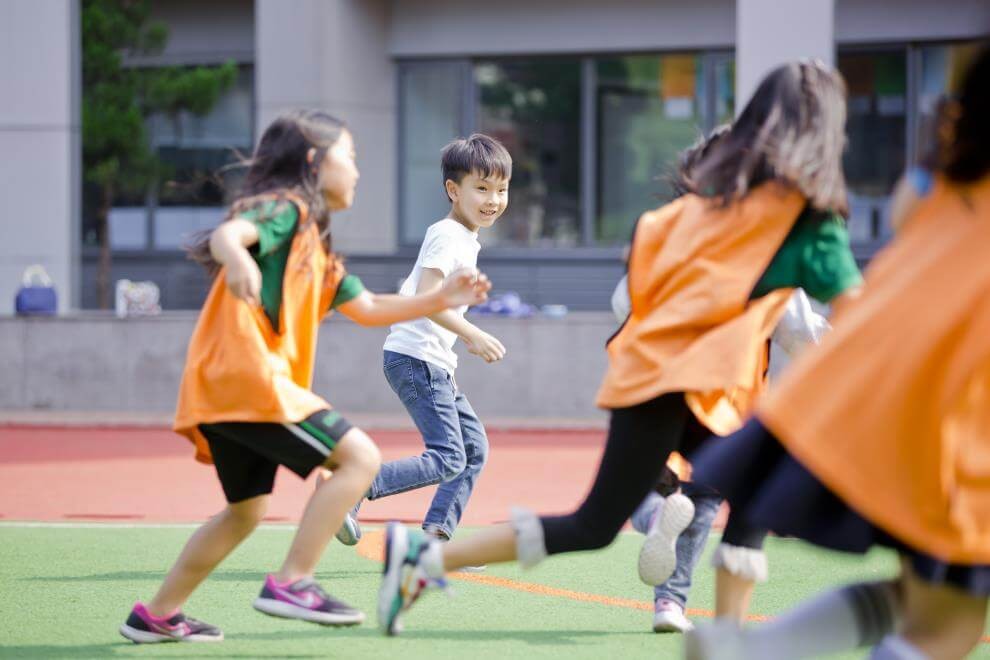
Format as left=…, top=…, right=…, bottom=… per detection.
left=685, top=45, right=990, bottom=660
left=376, top=60, right=862, bottom=636
left=334, top=135, right=509, bottom=553
left=617, top=129, right=832, bottom=634
left=118, top=110, right=491, bottom=643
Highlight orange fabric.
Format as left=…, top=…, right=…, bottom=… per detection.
left=760, top=176, right=990, bottom=563
left=173, top=192, right=345, bottom=463
left=596, top=183, right=805, bottom=436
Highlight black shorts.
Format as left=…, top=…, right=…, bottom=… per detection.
left=199, top=409, right=354, bottom=503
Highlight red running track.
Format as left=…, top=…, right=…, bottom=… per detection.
left=0, top=425, right=610, bottom=524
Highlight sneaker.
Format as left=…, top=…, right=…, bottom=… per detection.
left=684, top=619, right=747, bottom=660
left=638, top=492, right=695, bottom=586
left=378, top=522, right=447, bottom=636
left=335, top=504, right=362, bottom=546
left=119, top=603, right=223, bottom=643
left=652, top=598, right=694, bottom=633
left=253, top=574, right=365, bottom=626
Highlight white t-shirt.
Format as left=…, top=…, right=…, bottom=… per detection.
left=383, top=219, right=481, bottom=373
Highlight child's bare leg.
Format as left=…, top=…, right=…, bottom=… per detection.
left=715, top=567, right=756, bottom=622
left=441, top=523, right=518, bottom=570
left=147, top=495, right=269, bottom=617
left=893, top=563, right=987, bottom=660
left=276, top=428, right=381, bottom=582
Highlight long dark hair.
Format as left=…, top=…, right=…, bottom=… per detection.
left=935, top=44, right=990, bottom=184
left=688, top=60, right=849, bottom=214
left=188, top=109, right=347, bottom=275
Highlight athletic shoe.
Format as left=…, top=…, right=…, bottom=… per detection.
left=119, top=602, right=223, bottom=643
left=378, top=522, right=447, bottom=636
left=684, top=619, right=748, bottom=660
left=335, top=504, right=362, bottom=546
left=638, top=492, right=695, bottom=586
left=652, top=597, right=694, bottom=633
left=253, top=574, right=365, bottom=626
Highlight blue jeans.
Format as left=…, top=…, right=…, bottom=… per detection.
left=630, top=482, right=723, bottom=608
left=370, top=351, right=489, bottom=539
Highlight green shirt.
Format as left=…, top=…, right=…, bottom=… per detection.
left=751, top=207, right=862, bottom=303
left=238, top=199, right=364, bottom=331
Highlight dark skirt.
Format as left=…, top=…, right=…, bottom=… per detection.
left=690, top=418, right=990, bottom=597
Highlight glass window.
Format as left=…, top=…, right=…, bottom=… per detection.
left=595, top=53, right=705, bottom=244
left=838, top=51, right=907, bottom=244
left=475, top=58, right=582, bottom=247
left=399, top=61, right=464, bottom=244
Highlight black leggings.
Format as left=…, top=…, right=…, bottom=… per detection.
left=541, top=393, right=693, bottom=555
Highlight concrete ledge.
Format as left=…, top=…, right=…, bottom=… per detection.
left=0, top=312, right=616, bottom=420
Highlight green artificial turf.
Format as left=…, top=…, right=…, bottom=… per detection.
left=0, top=525, right=986, bottom=659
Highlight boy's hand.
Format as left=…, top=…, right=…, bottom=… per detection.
left=463, top=327, right=506, bottom=363
left=225, top=253, right=262, bottom=306
left=441, top=268, right=491, bottom=308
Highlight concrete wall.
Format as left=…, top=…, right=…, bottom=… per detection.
left=129, top=0, right=254, bottom=66
left=736, top=0, right=834, bottom=109
left=255, top=0, right=397, bottom=255
left=390, top=0, right=736, bottom=56
left=835, top=0, right=990, bottom=43
left=0, top=313, right=614, bottom=420
left=0, top=1, right=80, bottom=314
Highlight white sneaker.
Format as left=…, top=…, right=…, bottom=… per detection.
left=638, top=492, right=694, bottom=585
left=653, top=598, right=694, bottom=633
left=684, top=619, right=747, bottom=660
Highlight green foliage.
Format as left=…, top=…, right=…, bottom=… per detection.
left=81, top=0, right=236, bottom=192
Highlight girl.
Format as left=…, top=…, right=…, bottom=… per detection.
left=118, top=109, right=490, bottom=643
left=686, top=45, right=990, bottom=660
left=376, top=60, right=862, bottom=636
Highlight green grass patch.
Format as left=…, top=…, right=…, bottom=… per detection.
left=0, top=525, right=986, bottom=659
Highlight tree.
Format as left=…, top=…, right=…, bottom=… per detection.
left=82, top=0, right=236, bottom=308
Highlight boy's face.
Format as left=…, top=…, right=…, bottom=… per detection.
left=447, top=170, right=510, bottom=231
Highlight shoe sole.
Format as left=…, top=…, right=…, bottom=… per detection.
left=652, top=614, right=694, bottom=634
left=118, top=624, right=224, bottom=643
left=453, top=565, right=487, bottom=573
left=335, top=514, right=362, bottom=546
left=638, top=493, right=695, bottom=586
left=253, top=598, right=365, bottom=626
left=377, top=522, right=407, bottom=636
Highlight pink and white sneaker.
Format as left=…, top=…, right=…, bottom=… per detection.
left=253, top=574, right=365, bottom=626
left=119, top=602, right=224, bottom=643
left=652, top=597, right=694, bottom=633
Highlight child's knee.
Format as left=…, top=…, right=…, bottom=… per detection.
left=226, top=496, right=268, bottom=530
left=329, top=428, right=381, bottom=476
left=436, top=444, right=467, bottom=480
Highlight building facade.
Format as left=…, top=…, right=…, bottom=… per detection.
left=2, top=0, right=987, bottom=312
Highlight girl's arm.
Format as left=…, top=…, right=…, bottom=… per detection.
left=209, top=219, right=262, bottom=305
left=338, top=268, right=491, bottom=327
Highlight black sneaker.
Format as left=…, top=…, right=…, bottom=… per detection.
left=119, top=602, right=223, bottom=643
left=253, top=574, right=366, bottom=626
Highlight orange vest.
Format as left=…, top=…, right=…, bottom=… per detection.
left=760, top=176, right=990, bottom=563
left=597, top=183, right=805, bottom=437
left=173, top=192, right=346, bottom=464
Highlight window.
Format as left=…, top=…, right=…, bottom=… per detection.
left=84, top=66, right=254, bottom=250
left=838, top=51, right=907, bottom=244
left=399, top=61, right=465, bottom=244
left=475, top=58, right=582, bottom=247
left=596, top=53, right=704, bottom=244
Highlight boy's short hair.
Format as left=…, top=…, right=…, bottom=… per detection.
left=441, top=134, right=512, bottom=201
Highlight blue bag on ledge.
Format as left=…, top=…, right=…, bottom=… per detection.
left=15, top=265, right=57, bottom=316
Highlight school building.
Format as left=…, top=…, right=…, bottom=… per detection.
left=1, top=0, right=988, bottom=314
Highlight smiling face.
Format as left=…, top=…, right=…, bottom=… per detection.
left=316, top=129, right=359, bottom=211
left=446, top=170, right=510, bottom=232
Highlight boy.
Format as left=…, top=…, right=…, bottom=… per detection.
left=336, top=134, right=511, bottom=557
